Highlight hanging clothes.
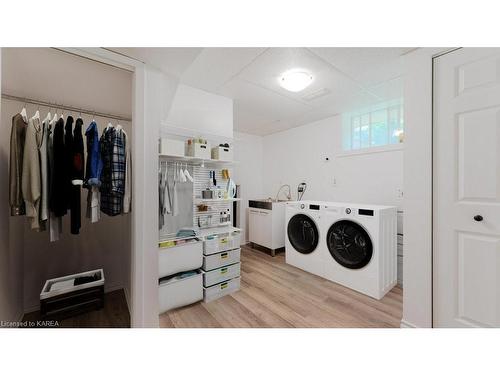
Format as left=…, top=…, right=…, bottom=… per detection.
left=119, top=126, right=132, bottom=214
left=64, top=116, right=74, bottom=210
left=22, top=112, right=43, bottom=230
left=52, top=117, right=67, bottom=217
left=9, top=113, right=28, bottom=216
left=70, top=118, right=84, bottom=234
left=159, top=166, right=165, bottom=229
left=38, top=113, right=50, bottom=231
left=47, top=114, right=62, bottom=241
left=100, top=126, right=125, bottom=216
left=84, top=120, right=102, bottom=224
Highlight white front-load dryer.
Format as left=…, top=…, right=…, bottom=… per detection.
left=321, top=203, right=397, bottom=300
left=285, top=201, right=324, bottom=277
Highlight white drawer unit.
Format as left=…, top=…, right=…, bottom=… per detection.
left=203, top=277, right=240, bottom=303
left=203, top=248, right=241, bottom=271
left=211, top=145, right=233, bottom=161
left=203, top=263, right=241, bottom=287
left=158, top=240, right=203, bottom=278
left=159, top=271, right=203, bottom=313
left=203, top=232, right=241, bottom=255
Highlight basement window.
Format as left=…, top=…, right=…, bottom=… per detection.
left=342, top=99, right=404, bottom=151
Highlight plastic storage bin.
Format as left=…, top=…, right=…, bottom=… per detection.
left=159, top=271, right=203, bottom=313
left=211, top=146, right=233, bottom=161
left=203, top=248, right=241, bottom=271
left=159, top=138, right=185, bottom=157
left=203, top=263, right=240, bottom=287
left=187, top=142, right=211, bottom=159
left=204, top=277, right=240, bottom=303
left=40, top=269, right=105, bottom=320
left=203, top=232, right=241, bottom=255
left=159, top=240, right=203, bottom=278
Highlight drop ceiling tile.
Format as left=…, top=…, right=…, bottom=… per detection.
left=309, top=47, right=411, bottom=87
left=366, top=76, right=403, bottom=101
left=236, top=48, right=364, bottom=106
left=180, top=48, right=267, bottom=92
left=220, top=79, right=312, bottom=127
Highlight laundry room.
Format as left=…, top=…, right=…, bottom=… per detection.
left=1, top=47, right=498, bottom=331
left=2, top=3, right=499, bottom=375
left=0, top=46, right=405, bottom=329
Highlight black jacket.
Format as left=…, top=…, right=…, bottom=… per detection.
left=51, top=118, right=67, bottom=217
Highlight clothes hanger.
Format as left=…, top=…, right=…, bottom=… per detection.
left=33, top=103, right=40, bottom=120
left=20, top=98, right=28, bottom=122
left=43, top=105, right=52, bottom=124
left=184, top=163, right=194, bottom=183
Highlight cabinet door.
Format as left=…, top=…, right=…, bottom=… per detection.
left=248, top=209, right=261, bottom=245
left=259, top=210, right=273, bottom=248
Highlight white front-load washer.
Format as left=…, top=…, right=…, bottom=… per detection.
left=321, top=203, right=397, bottom=300
left=285, top=201, right=324, bottom=277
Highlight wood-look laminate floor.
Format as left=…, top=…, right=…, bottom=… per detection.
left=159, top=245, right=403, bottom=328
left=22, top=289, right=130, bottom=328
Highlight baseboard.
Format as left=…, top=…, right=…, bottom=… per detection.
left=400, top=319, right=418, bottom=328
left=22, top=282, right=125, bottom=315
left=123, top=287, right=131, bottom=315
left=15, top=309, right=24, bottom=323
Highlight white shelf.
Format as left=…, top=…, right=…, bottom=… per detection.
left=159, top=154, right=238, bottom=167
left=195, top=198, right=241, bottom=203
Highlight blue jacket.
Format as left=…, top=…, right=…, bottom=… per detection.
left=84, top=121, right=103, bottom=186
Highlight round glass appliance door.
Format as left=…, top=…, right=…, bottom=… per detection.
left=287, top=214, right=319, bottom=254
left=326, top=220, right=373, bottom=269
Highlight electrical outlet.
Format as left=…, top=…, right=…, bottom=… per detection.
left=396, top=188, right=404, bottom=199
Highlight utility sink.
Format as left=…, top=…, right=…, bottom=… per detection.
left=249, top=199, right=289, bottom=210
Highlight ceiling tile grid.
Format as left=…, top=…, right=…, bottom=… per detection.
left=113, top=47, right=411, bottom=135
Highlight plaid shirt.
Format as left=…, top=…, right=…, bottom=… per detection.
left=99, top=127, right=125, bottom=216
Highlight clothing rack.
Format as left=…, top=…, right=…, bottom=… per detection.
left=1, top=93, right=132, bottom=123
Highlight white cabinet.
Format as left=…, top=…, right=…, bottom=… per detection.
left=248, top=203, right=286, bottom=256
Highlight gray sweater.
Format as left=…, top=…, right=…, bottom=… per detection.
left=22, top=114, right=43, bottom=230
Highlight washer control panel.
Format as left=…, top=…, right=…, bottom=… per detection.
left=345, top=208, right=352, bottom=214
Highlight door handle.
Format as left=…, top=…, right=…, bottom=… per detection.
left=474, top=215, right=483, bottom=222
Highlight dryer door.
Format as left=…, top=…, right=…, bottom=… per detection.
left=326, top=220, right=373, bottom=269
left=287, top=214, right=319, bottom=254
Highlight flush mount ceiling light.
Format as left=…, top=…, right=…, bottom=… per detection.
left=279, top=69, right=313, bottom=92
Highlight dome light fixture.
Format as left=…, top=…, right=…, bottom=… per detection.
left=279, top=69, right=313, bottom=92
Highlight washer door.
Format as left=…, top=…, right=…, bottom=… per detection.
left=287, top=214, right=319, bottom=254
left=326, top=220, right=373, bottom=269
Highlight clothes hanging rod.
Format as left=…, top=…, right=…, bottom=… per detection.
left=1, top=93, right=132, bottom=122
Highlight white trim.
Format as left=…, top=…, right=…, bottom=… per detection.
left=336, top=144, right=403, bottom=158
left=400, top=319, right=418, bottom=328
left=402, top=47, right=451, bottom=329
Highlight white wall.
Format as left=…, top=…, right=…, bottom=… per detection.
left=163, top=84, right=233, bottom=139
left=262, top=115, right=404, bottom=208
left=233, top=132, right=264, bottom=243
left=1, top=48, right=133, bottom=313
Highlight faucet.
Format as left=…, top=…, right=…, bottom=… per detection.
left=275, top=184, right=292, bottom=202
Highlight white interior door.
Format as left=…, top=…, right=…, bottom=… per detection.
left=434, top=48, right=500, bottom=327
